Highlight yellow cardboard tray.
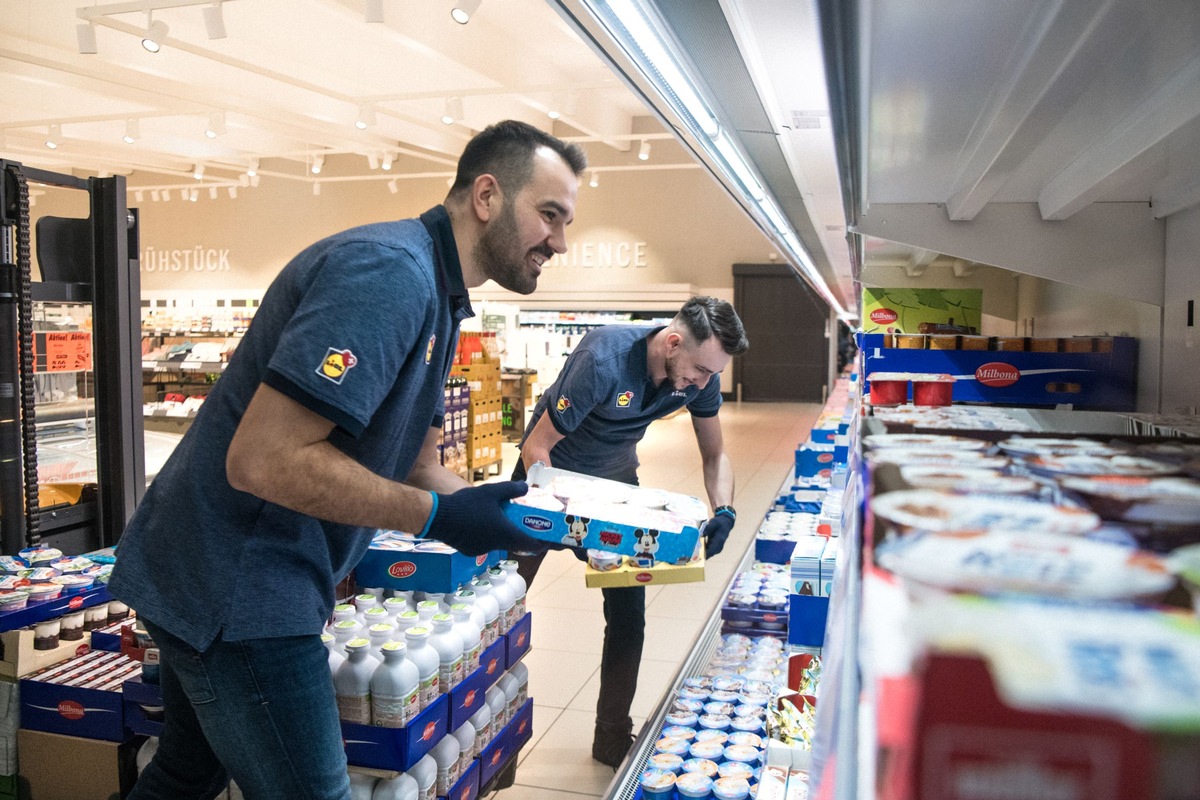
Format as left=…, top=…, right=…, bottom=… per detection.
left=583, top=546, right=706, bottom=589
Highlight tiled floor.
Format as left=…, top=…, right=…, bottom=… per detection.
left=489, top=401, right=821, bottom=799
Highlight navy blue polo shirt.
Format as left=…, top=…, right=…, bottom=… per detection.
left=110, top=206, right=472, bottom=650
left=520, top=325, right=722, bottom=483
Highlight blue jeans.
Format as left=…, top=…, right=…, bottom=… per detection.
left=130, top=618, right=350, bottom=800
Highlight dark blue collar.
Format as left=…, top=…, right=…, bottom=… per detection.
left=420, top=205, right=473, bottom=323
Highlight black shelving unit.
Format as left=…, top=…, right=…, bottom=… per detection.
left=0, top=160, right=145, bottom=556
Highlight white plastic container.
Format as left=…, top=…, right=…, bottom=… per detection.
left=331, top=618, right=363, bottom=648
left=468, top=702, right=492, bottom=752
left=370, top=640, right=420, bottom=728
left=431, top=734, right=461, bottom=797
left=367, top=622, right=396, bottom=663
left=449, top=603, right=483, bottom=674
left=354, top=592, right=381, bottom=618
left=407, top=754, right=437, bottom=800
left=383, top=595, right=410, bottom=621
left=321, top=632, right=345, bottom=676
left=451, top=721, right=476, bottom=778
left=496, top=671, right=521, bottom=724
left=404, top=626, right=440, bottom=709
left=451, top=588, right=488, bottom=633
left=334, top=638, right=374, bottom=725
left=393, top=609, right=420, bottom=636
left=349, top=772, right=378, bottom=800
left=498, top=560, right=527, bottom=621
left=486, top=566, right=516, bottom=633
left=467, top=578, right=501, bottom=646
left=422, top=591, right=450, bottom=613
left=330, top=603, right=358, bottom=629
left=485, top=685, right=507, bottom=730
left=508, top=659, right=529, bottom=707
left=429, top=613, right=465, bottom=692
left=362, top=606, right=391, bottom=632
left=415, top=599, right=440, bottom=625
left=372, top=772, right=418, bottom=800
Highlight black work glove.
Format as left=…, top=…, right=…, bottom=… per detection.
left=422, top=481, right=556, bottom=557
left=702, top=512, right=736, bottom=558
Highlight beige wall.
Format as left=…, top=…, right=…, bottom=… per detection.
left=32, top=167, right=779, bottom=297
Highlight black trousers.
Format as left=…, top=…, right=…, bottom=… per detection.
left=512, top=461, right=644, bottom=732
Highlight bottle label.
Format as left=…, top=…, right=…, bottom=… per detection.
left=487, top=618, right=500, bottom=646
left=439, top=655, right=464, bottom=692
left=335, top=693, right=371, bottom=725
left=371, top=687, right=418, bottom=728
left=436, top=761, right=458, bottom=797
left=417, top=783, right=435, bottom=800
left=514, top=596, right=526, bottom=620
left=420, top=672, right=439, bottom=707
left=466, top=642, right=482, bottom=673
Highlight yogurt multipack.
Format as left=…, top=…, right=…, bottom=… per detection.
left=504, top=464, right=704, bottom=565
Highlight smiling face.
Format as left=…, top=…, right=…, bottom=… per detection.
left=663, top=332, right=732, bottom=392
left=473, top=146, right=578, bottom=295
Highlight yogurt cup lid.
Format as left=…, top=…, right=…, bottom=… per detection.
left=19, top=546, right=62, bottom=565
left=711, top=676, right=745, bottom=692
left=672, top=698, right=704, bottom=714
left=876, top=529, right=1175, bottom=599
left=675, top=772, right=715, bottom=794
left=717, top=760, right=756, bottom=779
left=0, top=576, right=26, bottom=591
left=688, top=740, right=725, bottom=760
left=723, top=744, right=761, bottom=763
left=639, top=768, right=676, bottom=790
left=864, top=433, right=991, bottom=451
left=997, top=437, right=1127, bottom=457
left=648, top=753, right=684, bottom=772
left=871, top=489, right=1100, bottom=535
left=698, top=713, right=731, bottom=729
left=692, top=729, right=728, bottom=745
left=899, top=465, right=1035, bottom=495
left=665, top=710, right=700, bottom=727
left=1024, top=454, right=1180, bottom=478
left=726, top=731, right=763, bottom=748
left=0, top=557, right=25, bottom=574
left=680, top=758, right=719, bottom=777
left=661, top=725, right=697, bottom=741
left=50, top=574, right=92, bottom=586
left=654, top=736, right=692, bottom=756
left=729, top=716, right=764, bottom=732
left=25, top=567, right=61, bottom=583
left=712, top=776, right=752, bottom=799
left=0, top=590, right=29, bottom=605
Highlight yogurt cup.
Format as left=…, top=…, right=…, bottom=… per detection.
left=688, top=740, right=725, bottom=762
left=661, top=725, right=697, bottom=741
left=654, top=736, right=692, bottom=758
left=25, top=582, right=63, bottom=603
left=0, top=590, right=29, bottom=612
left=717, top=760, right=757, bottom=781
left=726, top=731, right=763, bottom=749
left=703, top=701, right=736, bottom=717
left=675, top=772, right=715, bottom=799
left=733, top=704, right=766, bottom=719
left=665, top=710, right=699, bottom=728
left=722, top=744, right=761, bottom=766
left=672, top=698, right=704, bottom=714
left=25, top=567, right=61, bottom=583
left=19, top=546, right=62, bottom=567
left=729, top=716, right=764, bottom=735
left=711, top=676, right=745, bottom=694
left=51, top=573, right=95, bottom=594
left=681, top=757, right=719, bottom=778
left=586, top=549, right=623, bottom=572
left=712, top=776, right=751, bottom=800
left=692, top=729, right=728, bottom=746
left=698, top=713, right=732, bottom=733
left=50, top=556, right=94, bottom=575
left=708, top=689, right=741, bottom=705
left=648, top=752, right=684, bottom=774
left=639, top=768, right=676, bottom=799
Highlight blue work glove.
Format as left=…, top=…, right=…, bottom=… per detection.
left=421, top=481, right=555, bottom=557
left=702, top=510, right=736, bottom=558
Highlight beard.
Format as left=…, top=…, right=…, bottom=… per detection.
left=473, top=199, right=549, bottom=296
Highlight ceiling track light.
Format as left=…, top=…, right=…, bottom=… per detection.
left=208, top=186, right=218, bottom=199
left=451, top=0, right=482, bottom=24
left=228, top=186, right=238, bottom=198
left=381, top=152, right=393, bottom=171
left=151, top=190, right=160, bottom=202
left=311, top=154, right=324, bottom=175
left=355, top=104, right=377, bottom=130
left=134, top=190, right=144, bottom=203
left=76, top=22, right=98, bottom=54
left=589, top=170, right=599, bottom=188
left=387, top=179, right=398, bottom=194
left=246, top=157, right=259, bottom=177
left=313, top=182, right=321, bottom=196
left=203, top=2, right=227, bottom=40
left=638, top=140, right=651, bottom=160
left=162, top=189, right=172, bottom=202
left=441, top=96, right=463, bottom=126
left=367, top=153, right=379, bottom=170
left=190, top=188, right=199, bottom=202
left=45, top=124, right=60, bottom=149
left=123, top=118, right=139, bottom=144
left=193, top=163, right=205, bottom=180
left=141, top=13, right=169, bottom=53
left=205, top=111, right=226, bottom=138
left=364, top=0, right=384, bottom=23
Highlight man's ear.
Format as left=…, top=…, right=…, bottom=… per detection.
left=472, top=173, right=501, bottom=222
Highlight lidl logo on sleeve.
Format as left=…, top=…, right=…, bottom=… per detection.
left=616, top=390, right=634, bottom=407
left=556, top=396, right=572, bottom=412
left=317, top=348, right=358, bottom=384
left=425, top=334, right=437, bottom=364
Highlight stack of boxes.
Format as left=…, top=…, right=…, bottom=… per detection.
left=453, top=363, right=503, bottom=478
left=439, top=376, right=470, bottom=477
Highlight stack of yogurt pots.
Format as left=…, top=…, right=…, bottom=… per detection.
left=0, top=546, right=112, bottom=613
left=640, top=634, right=788, bottom=800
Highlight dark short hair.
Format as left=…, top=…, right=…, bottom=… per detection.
left=448, top=120, right=587, bottom=199
left=675, top=296, right=749, bottom=356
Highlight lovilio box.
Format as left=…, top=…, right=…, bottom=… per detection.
left=353, top=532, right=500, bottom=595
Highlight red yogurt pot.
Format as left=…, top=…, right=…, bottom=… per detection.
left=868, top=372, right=909, bottom=406
left=911, top=374, right=955, bottom=406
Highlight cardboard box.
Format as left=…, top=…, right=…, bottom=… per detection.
left=20, top=650, right=140, bottom=742
left=353, top=533, right=500, bottom=594
left=504, top=613, right=531, bottom=669
left=787, top=595, right=830, bottom=648
left=0, top=584, right=111, bottom=635
left=0, top=627, right=93, bottom=678
left=342, top=693, right=448, bottom=771
left=583, top=554, right=705, bottom=588
left=122, top=676, right=164, bottom=737
left=17, top=729, right=140, bottom=800
left=504, top=465, right=702, bottom=565
left=861, top=288, right=983, bottom=334
left=858, top=333, right=1137, bottom=410
left=447, top=756, right=480, bottom=800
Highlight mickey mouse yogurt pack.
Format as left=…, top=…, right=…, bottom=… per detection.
left=504, top=463, right=704, bottom=565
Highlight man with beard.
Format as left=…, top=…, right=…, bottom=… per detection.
left=110, top=120, right=586, bottom=800
left=512, top=296, right=749, bottom=769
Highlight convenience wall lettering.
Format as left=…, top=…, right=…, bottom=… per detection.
left=140, top=246, right=231, bottom=272
left=546, top=241, right=647, bottom=269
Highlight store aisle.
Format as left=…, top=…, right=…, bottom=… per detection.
left=490, top=401, right=821, bottom=798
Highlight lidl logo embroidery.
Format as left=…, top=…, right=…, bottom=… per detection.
left=556, top=395, right=572, bottom=412
left=616, top=390, right=634, bottom=407
left=425, top=334, right=436, bottom=364
left=317, top=348, right=358, bottom=384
